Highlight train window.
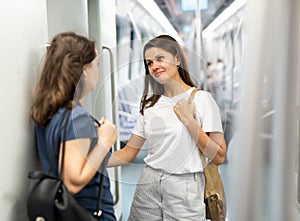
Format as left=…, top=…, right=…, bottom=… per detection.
left=116, top=15, right=144, bottom=142
left=117, top=78, right=143, bottom=142
left=174, top=0, right=208, bottom=12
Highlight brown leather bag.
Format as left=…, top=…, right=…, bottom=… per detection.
left=188, top=88, right=227, bottom=221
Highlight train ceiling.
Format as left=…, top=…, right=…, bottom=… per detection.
left=154, top=0, right=235, bottom=32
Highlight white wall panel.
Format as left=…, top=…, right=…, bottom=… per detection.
left=46, top=0, right=89, bottom=40
left=0, top=0, right=48, bottom=220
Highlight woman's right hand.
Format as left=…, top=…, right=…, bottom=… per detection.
left=97, top=117, right=117, bottom=150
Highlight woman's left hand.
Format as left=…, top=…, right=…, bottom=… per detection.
left=173, top=99, right=195, bottom=124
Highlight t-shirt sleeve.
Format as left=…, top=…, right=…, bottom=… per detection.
left=62, top=107, right=98, bottom=143
left=131, top=114, right=146, bottom=138
left=195, top=91, right=223, bottom=133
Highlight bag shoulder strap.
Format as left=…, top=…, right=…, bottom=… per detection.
left=48, top=108, right=71, bottom=174
left=188, top=87, right=201, bottom=104
left=188, top=87, right=207, bottom=167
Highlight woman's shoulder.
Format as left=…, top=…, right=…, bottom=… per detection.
left=193, top=88, right=213, bottom=99
left=55, top=105, right=91, bottom=125
left=71, top=105, right=90, bottom=116
left=193, top=88, right=219, bottom=108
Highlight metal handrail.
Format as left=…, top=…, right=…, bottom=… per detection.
left=102, top=45, right=120, bottom=205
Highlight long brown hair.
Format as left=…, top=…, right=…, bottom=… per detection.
left=31, top=32, right=96, bottom=127
left=140, top=35, right=196, bottom=114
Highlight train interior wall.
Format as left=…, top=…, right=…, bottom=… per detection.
left=0, top=1, right=47, bottom=220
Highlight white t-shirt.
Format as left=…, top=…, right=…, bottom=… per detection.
left=132, top=87, right=223, bottom=174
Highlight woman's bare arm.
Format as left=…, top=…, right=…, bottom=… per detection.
left=60, top=118, right=117, bottom=195
left=107, top=134, right=145, bottom=167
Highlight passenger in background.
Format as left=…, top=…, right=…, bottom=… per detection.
left=206, top=61, right=224, bottom=108
left=206, top=62, right=216, bottom=92
left=30, top=32, right=117, bottom=221
left=108, top=35, right=226, bottom=220
left=216, top=58, right=226, bottom=90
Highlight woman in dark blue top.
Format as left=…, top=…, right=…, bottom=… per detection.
left=31, top=32, right=117, bottom=221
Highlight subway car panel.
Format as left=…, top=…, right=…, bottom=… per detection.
left=0, top=0, right=299, bottom=221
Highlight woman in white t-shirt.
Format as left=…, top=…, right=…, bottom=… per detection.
left=108, top=35, right=226, bottom=221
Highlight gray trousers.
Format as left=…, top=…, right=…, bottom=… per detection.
left=128, top=166, right=206, bottom=221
